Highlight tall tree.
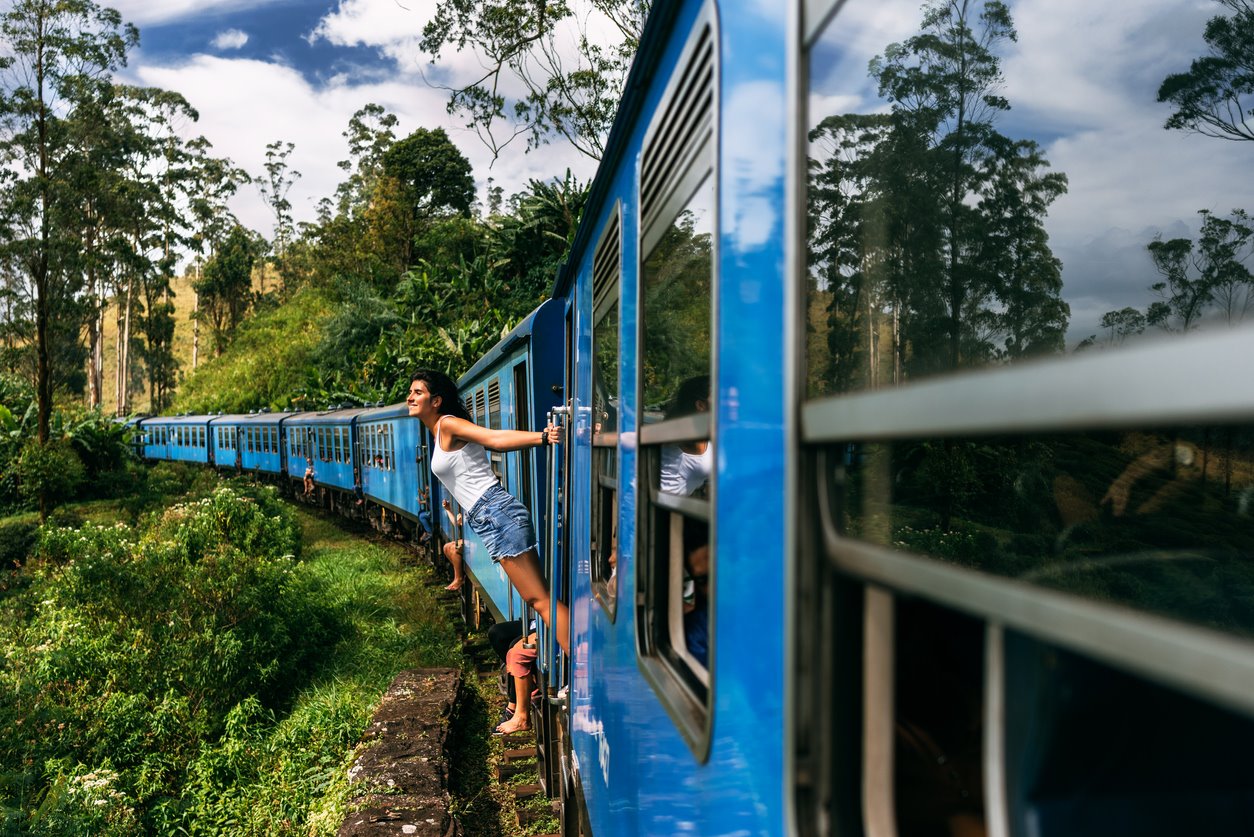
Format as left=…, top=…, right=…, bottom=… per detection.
left=256, top=139, right=299, bottom=287
left=195, top=224, right=257, bottom=355
left=185, top=136, right=248, bottom=370
left=872, top=0, right=1018, bottom=371
left=420, top=0, right=649, bottom=160
left=377, top=127, right=475, bottom=272
left=1158, top=0, right=1254, bottom=143
left=0, top=0, right=136, bottom=464
left=1146, top=209, right=1254, bottom=331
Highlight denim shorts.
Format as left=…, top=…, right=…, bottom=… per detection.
left=466, top=484, right=537, bottom=561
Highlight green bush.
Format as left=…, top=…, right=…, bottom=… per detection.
left=14, top=439, right=85, bottom=508
left=0, top=485, right=343, bottom=833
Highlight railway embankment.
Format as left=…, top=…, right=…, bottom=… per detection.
left=336, top=668, right=463, bottom=837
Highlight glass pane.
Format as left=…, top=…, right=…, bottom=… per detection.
left=805, top=0, right=1252, bottom=398
left=594, top=301, right=620, bottom=436
left=836, top=424, right=1254, bottom=638
left=641, top=175, right=713, bottom=420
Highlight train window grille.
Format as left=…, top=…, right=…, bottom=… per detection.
left=592, top=204, right=622, bottom=618
left=634, top=5, right=717, bottom=757
left=487, top=379, right=505, bottom=481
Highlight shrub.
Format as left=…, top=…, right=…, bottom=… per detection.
left=1, top=485, right=344, bottom=831
left=14, top=439, right=85, bottom=508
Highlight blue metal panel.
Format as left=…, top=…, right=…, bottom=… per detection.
left=557, top=1, right=790, bottom=834
left=285, top=408, right=372, bottom=491
left=357, top=405, right=426, bottom=521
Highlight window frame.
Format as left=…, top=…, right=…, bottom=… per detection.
left=632, top=1, right=720, bottom=761
left=592, top=202, right=623, bottom=620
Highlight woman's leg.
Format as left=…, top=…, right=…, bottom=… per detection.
left=500, top=549, right=569, bottom=655
left=442, top=541, right=465, bottom=590
left=496, top=670, right=532, bottom=733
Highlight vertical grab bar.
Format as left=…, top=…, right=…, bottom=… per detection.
left=544, top=405, right=569, bottom=693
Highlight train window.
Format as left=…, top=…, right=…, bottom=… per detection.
left=635, top=8, right=717, bottom=756
left=799, top=1, right=1254, bottom=833
left=592, top=205, right=622, bottom=617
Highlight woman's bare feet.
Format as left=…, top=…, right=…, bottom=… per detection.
left=496, top=713, right=530, bottom=734
left=445, top=578, right=464, bottom=591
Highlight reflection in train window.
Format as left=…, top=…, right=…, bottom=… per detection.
left=803, top=0, right=1251, bottom=399
left=592, top=206, right=621, bottom=615
left=635, top=8, right=716, bottom=755
left=837, top=426, right=1254, bottom=637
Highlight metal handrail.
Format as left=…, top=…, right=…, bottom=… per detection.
left=546, top=405, right=570, bottom=694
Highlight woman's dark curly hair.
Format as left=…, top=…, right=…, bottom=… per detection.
left=411, top=368, right=472, bottom=420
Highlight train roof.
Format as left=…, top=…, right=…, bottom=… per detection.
left=549, top=0, right=684, bottom=300
left=283, top=406, right=374, bottom=425
left=355, top=403, right=411, bottom=421
left=207, top=412, right=296, bottom=426
left=140, top=414, right=214, bottom=426
left=459, top=298, right=560, bottom=387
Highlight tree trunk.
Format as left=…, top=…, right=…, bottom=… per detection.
left=192, top=259, right=200, bottom=369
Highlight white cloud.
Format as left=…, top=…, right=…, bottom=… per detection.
left=109, top=0, right=290, bottom=27
left=123, top=51, right=596, bottom=255
left=211, top=29, right=249, bottom=51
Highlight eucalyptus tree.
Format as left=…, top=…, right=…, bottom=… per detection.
left=256, top=139, right=300, bottom=288
left=1158, top=0, right=1254, bottom=143
left=184, top=136, right=248, bottom=369
left=420, top=0, right=650, bottom=160
left=195, top=224, right=258, bottom=355
left=0, top=0, right=137, bottom=456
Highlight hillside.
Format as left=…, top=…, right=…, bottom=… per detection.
left=100, top=266, right=275, bottom=415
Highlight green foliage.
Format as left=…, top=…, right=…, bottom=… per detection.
left=1158, top=0, right=1254, bottom=143
left=420, top=0, right=648, bottom=160
left=196, top=224, right=261, bottom=355
left=13, top=439, right=85, bottom=508
left=174, top=286, right=331, bottom=413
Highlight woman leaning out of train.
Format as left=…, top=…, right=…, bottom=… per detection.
left=406, top=369, right=570, bottom=655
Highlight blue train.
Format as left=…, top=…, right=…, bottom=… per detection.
left=137, top=0, right=1254, bottom=834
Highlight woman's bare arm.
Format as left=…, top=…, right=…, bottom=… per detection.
left=438, top=415, right=560, bottom=452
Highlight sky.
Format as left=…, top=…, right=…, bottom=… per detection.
left=808, top=0, right=1252, bottom=344
left=108, top=0, right=599, bottom=243
left=106, top=0, right=1249, bottom=344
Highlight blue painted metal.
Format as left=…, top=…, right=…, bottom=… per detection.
left=208, top=412, right=292, bottom=475
left=357, top=403, right=430, bottom=522
left=138, top=415, right=213, bottom=465
left=283, top=407, right=373, bottom=492
left=550, top=1, right=790, bottom=833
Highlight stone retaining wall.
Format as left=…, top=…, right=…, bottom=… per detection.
left=336, top=668, right=462, bottom=837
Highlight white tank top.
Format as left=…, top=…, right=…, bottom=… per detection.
left=430, top=415, right=499, bottom=509
left=660, top=443, right=713, bottom=496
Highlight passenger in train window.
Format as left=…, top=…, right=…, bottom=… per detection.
left=682, top=534, right=710, bottom=667
left=659, top=375, right=712, bottom=497
left=407, top=369, right=569, bottom=653
left=441, top=498, right=465, bottom=591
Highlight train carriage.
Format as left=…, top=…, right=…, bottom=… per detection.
left=357, top=403, right=430, bottom=525
left=138, top=415, right=212, bottom=465
left=454, top=298, right=565, bottom=625
left=208, top=412, right=290, bottom=475
left=282, top=407, right=369, bottom=496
